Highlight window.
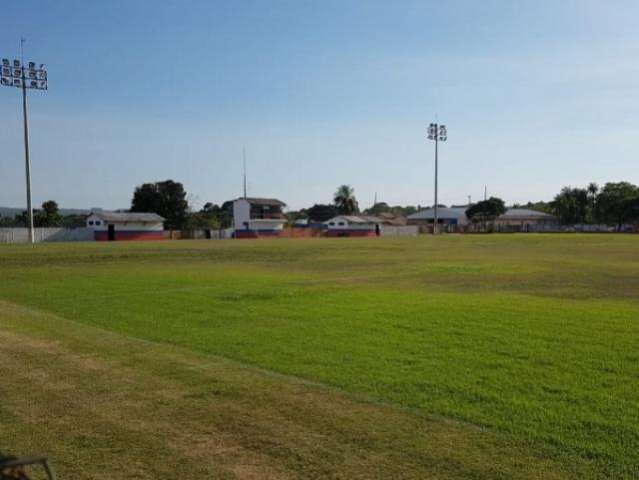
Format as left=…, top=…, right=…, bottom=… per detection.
left=88, top=221, right=94, bottom=226
left=329, top=222, right=335, bottom=226
left=338, top=221, right=345, bottom=226
left=95, top=221, right=101, bottom=226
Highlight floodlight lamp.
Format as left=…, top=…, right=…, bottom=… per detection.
left=13, top=59, right=20, bottom=67
left=13, top=78, right=22, bottom=87
left=38, top=80, right=47, bottom=89
left=1, top=77, right=10, bottom=86
left=2, top=59, right=9, bottom=66
left=2, top=66, right=10, bottom=76
left=28, top=62, right=35, bottom=69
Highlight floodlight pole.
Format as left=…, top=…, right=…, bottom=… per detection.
left=427, top=122, right=447, bottom=235
left=21, top=69, right=34, bottom=244
left=1, top=50, right=47, bottom=245
left=434, top=131, right=438, bottom=235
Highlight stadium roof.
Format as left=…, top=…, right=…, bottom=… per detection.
left=89, top=211, right=165, bottom=223
left=407, top=207, right=467, bottom=220
left=236, top=197, right=286, bottom=207
left=499, top=209, right=554, bottom=218
left=333, top=215, right=380, bottom=224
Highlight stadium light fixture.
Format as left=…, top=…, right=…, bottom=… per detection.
left=427, top=122, right=447, bottom=234
left=1, top=47, right=48, bottom=244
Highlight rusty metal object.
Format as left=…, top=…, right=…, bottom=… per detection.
left=0, top=453, right=55, bottom=480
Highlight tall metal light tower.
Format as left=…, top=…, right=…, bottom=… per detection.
left=427, top=122, right=447, bottom=234
left=1, top=52, right=48, bottom=244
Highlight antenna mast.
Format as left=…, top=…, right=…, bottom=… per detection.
left=242, top=147, right=247, bottom=198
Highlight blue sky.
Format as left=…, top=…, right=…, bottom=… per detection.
left=1, top=1, right=638, bottom=211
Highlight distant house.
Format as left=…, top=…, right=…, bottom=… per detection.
left=324, top=215, right=381, bottom=237
left=232, top=197, right=287, bottom=238
left=495, top=209, right=556, bottom=230
left=407, top=207, right=469, bottom=226
left=86, top=210, right=165, bottom=241
left=376, top=212, right=407, bottom=226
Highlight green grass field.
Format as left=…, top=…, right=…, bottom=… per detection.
left=1, top=235, right=638, bottom=479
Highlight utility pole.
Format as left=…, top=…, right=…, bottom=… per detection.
left=427, top=122, right=447, bottom=234
left=1, top=42, right=48, bottom=244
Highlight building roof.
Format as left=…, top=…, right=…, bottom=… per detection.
left=236, top=197, right=286, bottom=207
left=407, top=207, right=467, bottom=220
left=376, top=212, right=407, bottom=225
left=89, top=211, right=165, bottom=223
left=499, top=208, right=555, bottom=219
left=325, top=215, right=380, bottom=224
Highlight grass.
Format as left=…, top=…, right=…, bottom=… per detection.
left=1, top=235, right=638, bottom=478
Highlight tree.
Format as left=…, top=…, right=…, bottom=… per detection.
left=306, top=204, right=338, bottom=222
left=185, top=202, right=222, bottom=229
left=595, top=182, right=639, bottom=230
left=218, top=201, right=234, bottom=228
left=550, top=187, right=589, bottom=225
left=60, top=214, right=87, bottom=228
left=364, top=202, right=391, bottom=216
left=626, top=195, right=639, bottom=228
left=333, top=185, right=359, bottom=215
left=465, top=197, right=506, bottom=227
left=131, top=180, right=189, bottom=230
left=37, top=200, right=62, bottom=227
left=586, top=182, right=599, bottom=223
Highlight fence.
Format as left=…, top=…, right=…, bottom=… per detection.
left=380, top=225, right=419, bottom=237
left=0, top=228, right=94, bottom=244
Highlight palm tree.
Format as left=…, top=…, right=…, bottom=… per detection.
left=333, top=185, right=359, bottom=215
left=587, top=182, right=599, bottom=224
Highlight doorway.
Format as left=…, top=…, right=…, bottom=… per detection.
left=107, top=224, right=115, bottom=241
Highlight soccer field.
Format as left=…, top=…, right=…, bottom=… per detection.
left=1, top=235, right=637, bottom=479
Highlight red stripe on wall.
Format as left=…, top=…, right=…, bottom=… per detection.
left=326, top=230, right=376, bottom=237
left=94, top=231, right=165, bottom=241
left=234, top=230, right=282, bottom=239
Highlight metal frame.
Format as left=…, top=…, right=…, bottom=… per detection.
left=1, top=59, right=48, bottom=90
left=0, top=454, right=56, bottom=480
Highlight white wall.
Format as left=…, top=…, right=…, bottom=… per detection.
left=325, top=217, right=376, bottom=230
left=233, top=199, right=251, bottom=230
left=380, top=225, right=419, bottom=237
left=86, top=214, right=106, bottom=230
left=0, top=228, right=94, bottom=244
left=249, top=219, right=285, bottom=231
left=86, top=214, right=163, bottom=232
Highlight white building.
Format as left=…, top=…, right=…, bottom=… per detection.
left=232, top=197, right=287, bottom=238
left=407, top=207, right=469, bottom=226
left=86, top=210, right=165, bottom=241
left=495, top=209, right=557, bottom=230
left=324, top=215, right=381, bottom=237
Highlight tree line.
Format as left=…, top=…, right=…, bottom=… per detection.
left=509, top=182, right=639, bottom=230
left=287, top=184, right=419, bottom=223
left=0, top=200, right=86, bottom=228
left=2, top=180, right=638, bottom=231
